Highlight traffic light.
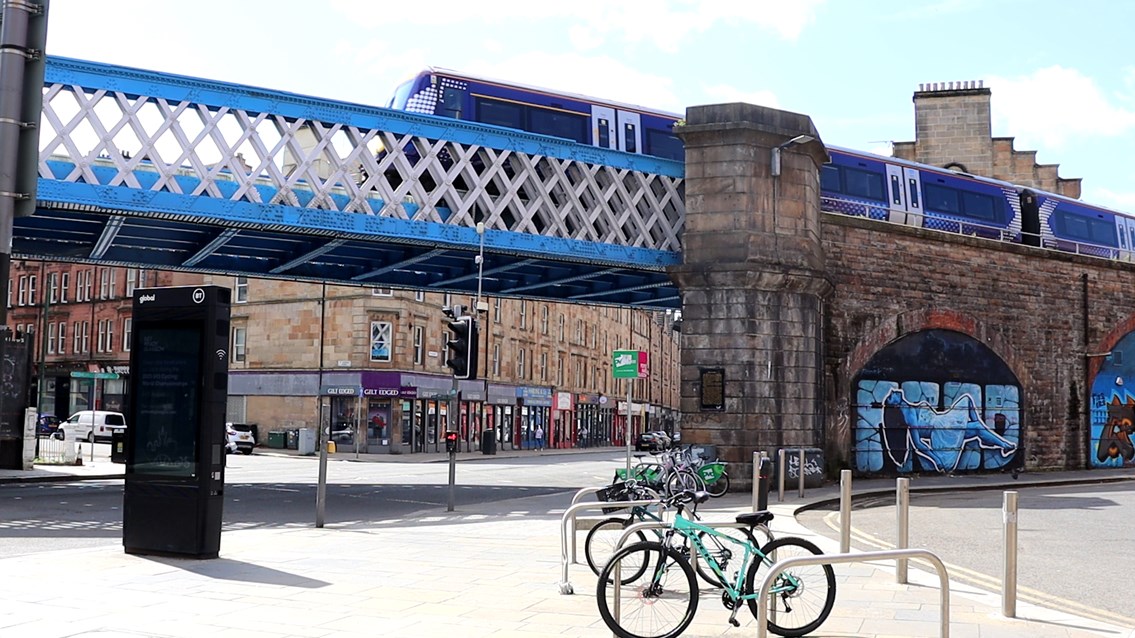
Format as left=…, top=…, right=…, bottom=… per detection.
left=444, top=313, right=479, bottom=380
left=444, top=430, right=459, bottom=454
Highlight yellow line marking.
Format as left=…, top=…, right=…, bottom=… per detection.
left=819, top=511, right=1135, bottom=628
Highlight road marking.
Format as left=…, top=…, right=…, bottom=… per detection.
left=820, top=511, right=1135, bottom=628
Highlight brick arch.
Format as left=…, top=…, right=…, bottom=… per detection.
left=1088, top=311, right=1135, bottom=380
left=845, top=307, right=1033, bottom=391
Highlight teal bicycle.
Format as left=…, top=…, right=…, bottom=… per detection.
left=586, top=480, right=772, bottom=588
left=595, top=491, right=835, bottom=638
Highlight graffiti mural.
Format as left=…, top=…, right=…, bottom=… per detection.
left=1090, top=331, right=1135, bottom=468
left=854, top=329, right=1022, bottom=475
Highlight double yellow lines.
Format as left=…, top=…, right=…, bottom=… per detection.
left=819, top=510, right=1135, bottom=630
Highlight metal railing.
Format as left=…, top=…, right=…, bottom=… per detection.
left=753, top=548, right=950, bottom=638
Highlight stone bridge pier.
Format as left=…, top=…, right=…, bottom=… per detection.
left=673, top=104, right=831, bottom=490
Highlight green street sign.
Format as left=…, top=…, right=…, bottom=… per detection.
left=613, top=350, right=649, bottom=379
left=70, top=371, right=119, bottom=379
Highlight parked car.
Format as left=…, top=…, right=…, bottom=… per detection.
left=57, top=410, right=126, bottom=443
left=37, top=414, right=61, bottom=437
left=225, top=422, right=255, bottom=455
left=330, top=421, right=355, bottom=442
left=635, top=431, right=671, bottom=452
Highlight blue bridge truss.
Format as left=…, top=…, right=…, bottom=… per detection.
left=16, top=57, right=686, bottom=308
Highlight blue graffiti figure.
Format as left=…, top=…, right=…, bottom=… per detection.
left=883, top=389, right=1017, bottom=472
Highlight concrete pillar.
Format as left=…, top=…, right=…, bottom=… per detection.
left=671, top=103, right=831, bottom=489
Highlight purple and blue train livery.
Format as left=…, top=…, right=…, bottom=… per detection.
left=387, top=68, right=684, bottom=161
left=386, top=68, right=1135, bottom=262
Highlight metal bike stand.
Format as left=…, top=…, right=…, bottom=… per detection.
left=753, top=549, right=950, bottom=638
left=558, top=499, right=660, bottom=595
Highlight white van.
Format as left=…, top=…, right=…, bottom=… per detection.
left=58, top=410, right=127, bottom=442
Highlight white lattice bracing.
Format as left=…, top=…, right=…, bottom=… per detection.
left=37, top=82, right=685, bottom=253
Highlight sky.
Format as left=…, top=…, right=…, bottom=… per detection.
left=46, top=0, right=1135, bottom=212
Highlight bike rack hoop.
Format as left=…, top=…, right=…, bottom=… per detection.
left=557, top=498, right=661, bottom=595
left=753, top=548, right=950, bottom=638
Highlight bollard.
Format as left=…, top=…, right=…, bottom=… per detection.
left=839, top=469, right=851, bottom=553
left=1003, top=490, right=1018, bottom=617
left=797, top=449, right=805, bottom=498
left=896, top=477, right=910, bottom=583
left=752, top=451, right=770, bottom=510
left=777, top=448, right=786, bottom=502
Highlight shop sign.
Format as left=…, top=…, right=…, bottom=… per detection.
left=321, top=385, right=360, bottom=396
left=555, top=391, right=573, bottom=411
left=363, top=387, right=401, bottom=397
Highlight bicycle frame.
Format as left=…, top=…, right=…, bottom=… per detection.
left=665, top=513, right=800, bottom=605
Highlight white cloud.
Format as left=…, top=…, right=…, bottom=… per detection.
left=1088, top=186, right=1135, bottom=212
left=988, top=66, right=1135, bottom=149
left=461, top=52, right=682, bottom=113
left=328, top=0, right=824, bottom=53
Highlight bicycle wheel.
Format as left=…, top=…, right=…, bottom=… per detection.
left=596, top=541, right=699, bottom=638
left=664, top=470, right=703, bottom=497
left=744, top=537, right=836, bottom=637
left=586, top=517, right=646, bottom=578
left=694, top=526, right=757, bottom=588
left=705, top=471, right=730, bottom=498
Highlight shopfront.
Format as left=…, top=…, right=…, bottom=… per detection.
left=517, top=386, right=552, bottom=450
left=320, top=382, right=362, bottom=453
left=361, top=371, right=416, bottom=454
left=487, top=384, right=517, bottom=452
left=575, top=393, right=609, bottom=448
left=554, top=392, right=574, bottom=449
left=458, top=381, right=485, bottom=453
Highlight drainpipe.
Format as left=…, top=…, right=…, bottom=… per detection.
left=1081, top=273, right=1090, bottom=470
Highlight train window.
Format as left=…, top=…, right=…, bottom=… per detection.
left=908, top=179, right=920, bottom=208
left=960, top=191, right=1000, bottom=221
left=820, top=165, right=841, bottom=192
left=923, top=183, right=961, bottom=215
left=597, top=118, right=611, bottom=148
left=889, top=174, right=902, bottom=205
left=389, top=79, right=415, bottom=109
left=624, top=123, right=637, bottom=153
left=1054, top=209, right=1117, bottom=246
left=440, top=87, right=464, bottom=119
left=645, top=129, right=683, bottom=160
left=843, top=167, right=885, bottom=201
left=529, top=107, right=588, bottom=143
left=476, top=98, right=523, bottom=129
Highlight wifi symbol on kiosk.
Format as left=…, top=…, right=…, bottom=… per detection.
left=215, top=349, right=226, bottom=360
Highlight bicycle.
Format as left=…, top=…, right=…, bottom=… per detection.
left=586, top=480, right=772, bottom=589
left=595, top=491, right=836, bottom=638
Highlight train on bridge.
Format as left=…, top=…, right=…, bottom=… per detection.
left=389, top=67, right=1135, bottom=262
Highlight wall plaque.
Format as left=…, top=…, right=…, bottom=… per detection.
left=700, top=367, right=725, bottom=411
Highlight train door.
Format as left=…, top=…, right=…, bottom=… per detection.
left=1117, top=216, right=1135, bottom=261
left=884, top=164, right=924, bottom=226
left=591, top=106, right=616, bottom=150
left=616, top=110, right=642, bottom=154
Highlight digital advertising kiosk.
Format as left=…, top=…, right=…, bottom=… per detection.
left=123, top=285, right=230, bottom=558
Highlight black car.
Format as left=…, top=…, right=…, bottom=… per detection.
left=635, top=431, right=671, bottom=452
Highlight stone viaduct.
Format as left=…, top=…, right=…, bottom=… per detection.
left=674, top=97, right=1135, bottom=487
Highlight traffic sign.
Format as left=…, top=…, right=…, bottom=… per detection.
left=70, top=371, right=119, bottom=379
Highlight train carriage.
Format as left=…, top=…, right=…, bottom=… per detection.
left=387, top=68, right=684, bottom=160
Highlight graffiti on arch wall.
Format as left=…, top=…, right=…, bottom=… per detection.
left=1090, top=331, right=1135, bottom=468
left=853, top=329, right=1022, bottom=475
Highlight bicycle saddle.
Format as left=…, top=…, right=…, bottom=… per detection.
left=735, top=511, right=774, bottom=527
